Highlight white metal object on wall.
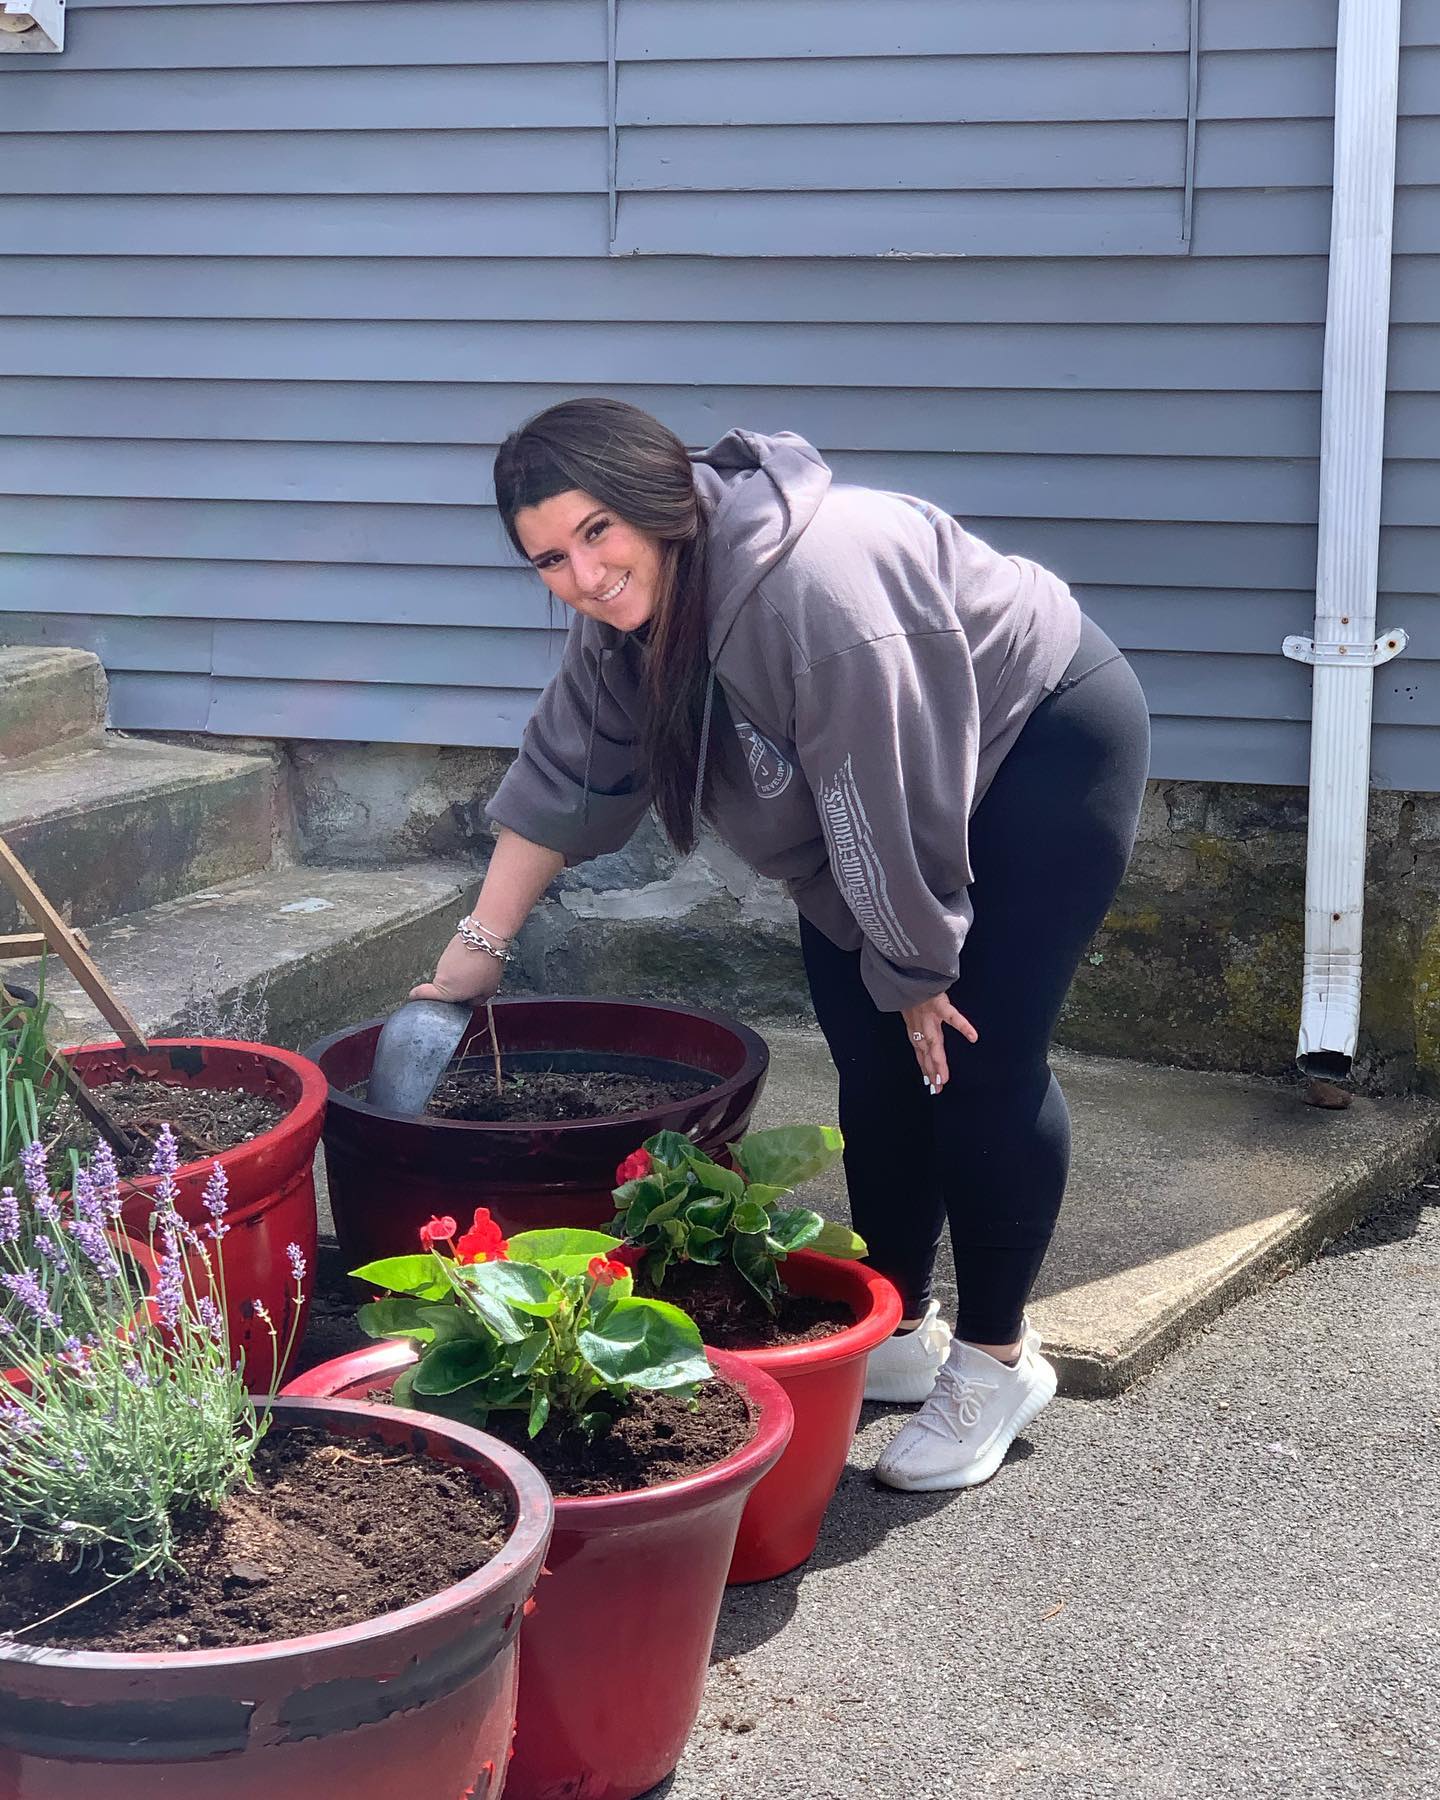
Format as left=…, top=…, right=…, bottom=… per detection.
left=0, top=0, right=63, bottom=53
left=1290, top=0, right=1404, bottom=1078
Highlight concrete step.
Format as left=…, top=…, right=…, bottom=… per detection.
left=0, top=735, right=280, bottom=936
left=0, top=860, right=470, bottom=1049
left=0, top=648, right=106, bottom=766
left=750, top=1027, right=1440, bottom=1395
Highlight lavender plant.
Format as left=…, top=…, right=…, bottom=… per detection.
left=0, top=1126, right=304, bottom=1605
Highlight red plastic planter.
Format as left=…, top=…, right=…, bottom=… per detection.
left=305, top=997, right=769, bottom=1265
left=727, top=1250, right=903, bottom=1585
left=66, top=1040, right=328, bottom=1389
left=0, top=1396, right=553, bottom=1800
left=285, top=1342, right=794, bottom=1800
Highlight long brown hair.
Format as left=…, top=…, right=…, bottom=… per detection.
left=493, top=398, right=717, bottom=854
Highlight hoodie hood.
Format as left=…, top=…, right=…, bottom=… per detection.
left=691, top=430, right=832, bottom=661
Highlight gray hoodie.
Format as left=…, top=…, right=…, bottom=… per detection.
left=487, top=430, right=1081, bottom=1012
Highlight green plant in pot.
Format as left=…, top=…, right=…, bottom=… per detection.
left=607, top=1125, right=866, bottom=1309
left=606, top=1125, right=906, bottom=1588
left=353, top=1212, right=712, bottom=1439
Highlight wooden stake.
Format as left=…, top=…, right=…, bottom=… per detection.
left=0, top=836, right=147, bottom=1051
left=42, top=1044, right=145, bottom=1163
left=0, top=931, right=90, bottom=958
left=486, top=999, right=504, bottom=1094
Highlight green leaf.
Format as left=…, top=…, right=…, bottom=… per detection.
left=412, top=1339, right=500, bottom=1396
left=741, top=1184, right=793, bottom=1211
left=457, top=1258, right=560, bottom=1317
left=511, top=1331, right=548, bottom=1377
left=357, top=1296, right=443, bottom=1343
left=731, top=1125, right=844, bottom=1191
left=527, top=1388, right=551, bottom=1437
left=613, top=1175, right=667, bottom=1221
left=350, top=1253, right=451, bottom=1300
left=578, top=1297, right=712, bottom=1391
left=687, top=1163, right=745, bottom=1204
left=732, top=1199, right=770, bottom=1235
left=392, top=1365, right=419, bottom=1409
left=732, top=1232, right=782, bottom=1311
left=765, top=1207, right=824, bottom=1254
left=645, top=1129, right=705, bottom=1170
left=445, top=1264, right=528, bottom=1344
left=683, top=1195, right=735, bottom=1233
left=686, top=1234, right=727, bottom=1266
left=506, top=1228, right=620, bottom=1268
left=809, top=1219, right=869, bottom=1260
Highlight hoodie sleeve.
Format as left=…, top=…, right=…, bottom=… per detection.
left=485, top=618, right=652, bottom=865
left=793, top=629, right=980, bottom=1012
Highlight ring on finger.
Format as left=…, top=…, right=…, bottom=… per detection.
left=911, top=1030, right=925, bottom=1043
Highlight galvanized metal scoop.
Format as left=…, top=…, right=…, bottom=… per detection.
left=365, top=998, right=472, bottom=1116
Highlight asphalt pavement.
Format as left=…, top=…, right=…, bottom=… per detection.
left=661, top=1173, right=1440, bottom=1800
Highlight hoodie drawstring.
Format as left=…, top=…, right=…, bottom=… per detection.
left=581, top=660, right=603, bottom=826
left=691, top=667, right=715, bottom=845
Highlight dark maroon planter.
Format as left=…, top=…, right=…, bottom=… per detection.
left=305, top=997, right=769, bottom=1270
left=0, top=1396, right=553, bottom=1800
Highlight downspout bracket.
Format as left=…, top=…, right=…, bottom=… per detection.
left=1282, top=627, right=1408, bottom=668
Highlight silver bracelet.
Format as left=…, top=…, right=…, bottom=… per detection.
left=455, top=917, right=514, bottom=961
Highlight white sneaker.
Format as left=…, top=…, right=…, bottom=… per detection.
left=873, top=1323, right=1057, bottom=1492
left=863, top=1299, right=953, bottom=1403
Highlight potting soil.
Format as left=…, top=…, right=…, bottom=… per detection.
left=0, top=1426, right=509, bottom=1651
left=638, top=1260, right=854, bottom=1351
left=407, top=1378, right=755, bottom=1499
left=47, top=1076, right=287, bottom=1177
left=426, top=1066, right=714, bottom=1124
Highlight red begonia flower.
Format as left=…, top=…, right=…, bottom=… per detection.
left=455, top=1207, right=508, bottom=1265
left=587, top=1254, right=628, bottom=1286
left=615, top=1148, right=654, bottom=1186
left=419, top=1214, right=457, bottom=1251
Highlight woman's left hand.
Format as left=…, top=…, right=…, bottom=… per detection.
left=901, top=994, right=978, bottom=1094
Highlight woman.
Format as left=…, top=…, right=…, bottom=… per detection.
left=414, top=398, right=1150, bottom=1493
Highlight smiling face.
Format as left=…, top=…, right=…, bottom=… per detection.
left=512, top=489, right=667, bottom=634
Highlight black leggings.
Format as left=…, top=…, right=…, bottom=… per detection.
left=800, top=615, right=1151, bottom=1345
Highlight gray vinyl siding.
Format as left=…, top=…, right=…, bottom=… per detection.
left=1, top=0, right=1438, bottom=789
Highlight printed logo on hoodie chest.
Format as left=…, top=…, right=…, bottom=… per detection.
left=734, top=718, right=794, bottom=800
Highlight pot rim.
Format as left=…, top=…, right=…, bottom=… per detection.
left=0, top=1394, right=554, bottom=1674
left=284, top=1340, right=795, bottom=1524
left=304, top=995, right=770, bottom=1137
left=62, top=1039, right=329, bottom=1191
left=731, top=1250, right=904, bottom=1375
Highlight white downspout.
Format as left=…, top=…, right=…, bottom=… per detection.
left=1282, top=0, right=1407, bottom=1083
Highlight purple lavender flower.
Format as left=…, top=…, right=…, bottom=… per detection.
left=33, top=1233, right=71, bottom=1275
left=198, top=1295, right=224, bottom=1344
left=88, top=1140, right=123, bottom=1221
left=19, top=1140, right=50, bottom=1206
left=0, top=1397, right=39, bottom=1438
left=121, top=1356, right=152, bottom=1389
left=72, top=1164, right=102, bottom=1228
left=1, top=1267, right=63, bottom=1333
left=148, top=1125, right=182, bottom=1232
left=154, top=1234, right=186, bottom=1336
left=251, top=1299, right=271, bottom=1325
left=148, top=1124, right=180, bottom=1184
left=285, top=1242, right=306, bottom=1286
left=68, top=1216, right=121, bottom=1283
left=201, top=1161, right=229, bottom=1240
left=0, top=1188, right=20, bottom=1245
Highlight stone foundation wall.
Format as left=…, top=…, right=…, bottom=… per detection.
left=280, top=740, right=1440, bottom=1095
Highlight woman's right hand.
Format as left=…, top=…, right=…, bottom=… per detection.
left=410, top=934, right=508, bottom=1006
